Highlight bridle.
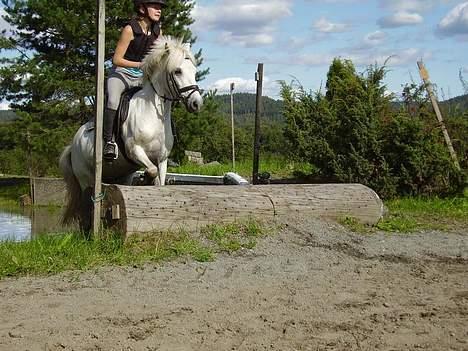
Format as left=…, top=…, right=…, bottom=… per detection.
left=150, top=65, right=200, bottom=108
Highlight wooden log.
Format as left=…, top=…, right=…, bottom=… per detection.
left=101, top=183, right=384, bottom=236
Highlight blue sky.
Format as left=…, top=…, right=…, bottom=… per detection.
left=1, top=0, right=468, bottom=108
left=191, top=0, right=468, bottom=99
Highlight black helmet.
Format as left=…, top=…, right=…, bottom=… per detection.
left=134, top=0, right=166, bottom=8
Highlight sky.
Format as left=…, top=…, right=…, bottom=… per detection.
left=1, top=0, right=468, bottom=108
left=190, top=0, right=468, bottom=99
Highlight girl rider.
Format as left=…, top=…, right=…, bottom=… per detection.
left=104, top=0, right=165, bottom=160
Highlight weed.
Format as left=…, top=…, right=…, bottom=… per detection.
left=339, top=217, right=373, bottom=234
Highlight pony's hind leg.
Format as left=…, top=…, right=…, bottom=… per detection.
left=128, top=145, right=159, bottom=178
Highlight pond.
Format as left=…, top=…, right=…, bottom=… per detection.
left=0, top=206, right=72, bottom=242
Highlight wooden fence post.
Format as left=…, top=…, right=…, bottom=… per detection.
left=417, top=61, right=461, bottom=171
left=252, top=63, right=264, bottom=184
left=93, top=0, right=106, bottom=237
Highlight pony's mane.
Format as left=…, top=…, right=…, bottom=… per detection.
left=141, top=35, right=195, bottom=81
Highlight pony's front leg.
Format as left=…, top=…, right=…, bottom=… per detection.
left=128, top=145, right=158, bottom=178
left=158, top=159, right=168, bottom=186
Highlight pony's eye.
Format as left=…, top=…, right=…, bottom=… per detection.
left=174, top=68, right=182, bottom=75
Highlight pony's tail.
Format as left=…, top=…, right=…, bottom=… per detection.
left=59, top=145, right=82, bottom=225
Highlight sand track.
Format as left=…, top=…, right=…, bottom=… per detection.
left=1, top=219, right=467, bottom=350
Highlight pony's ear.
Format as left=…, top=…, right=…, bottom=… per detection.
left=182, top=43, right=191, bottom=51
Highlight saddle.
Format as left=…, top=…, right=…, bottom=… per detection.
left=111, top=86, right=142, bottom=163
left=114, top=86, right=142, bottom=142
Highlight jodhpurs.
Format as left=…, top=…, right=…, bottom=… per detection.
left=106, top=67, right=143, bottom=110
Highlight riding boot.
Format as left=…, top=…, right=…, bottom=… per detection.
left=103, top=108, right=118, bottom=160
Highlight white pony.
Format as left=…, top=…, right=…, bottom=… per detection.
left=59, top=36, right=203, bottom=226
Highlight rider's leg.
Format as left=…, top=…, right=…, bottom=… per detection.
left=104, top=69, right=143, bottom=160
left=104, top=72, right=127, bottom=160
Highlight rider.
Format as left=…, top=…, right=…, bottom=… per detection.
left=103, top=0, right=165, bottom=160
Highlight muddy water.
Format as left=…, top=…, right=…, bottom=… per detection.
left=0, top=206, right=70, bottom=241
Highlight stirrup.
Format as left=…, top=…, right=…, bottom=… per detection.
left=104, top=141, right=118, bottom=161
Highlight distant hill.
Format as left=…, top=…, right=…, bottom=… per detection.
left=442, top=93, right=468, bottom=111
left=213, top=93, right=284, bottom=123
left=0, top=110, right=18, bottom=123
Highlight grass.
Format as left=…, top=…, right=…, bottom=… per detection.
left=376, top=196, right=468, bottom=232
left=201, top=219, right=267, bottom=253
left=169, top=156, right=315, bottom=180
left=0, top=220, right=272, bottom=279
left=341, top=196, right=468, bottom=233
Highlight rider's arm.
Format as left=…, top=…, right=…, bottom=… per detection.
left=112, top=25, right=142, bottom=68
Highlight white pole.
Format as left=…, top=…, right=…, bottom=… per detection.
left=230, top=82, right=235, bottom=171
left=93, top=0, right=105, bottom=237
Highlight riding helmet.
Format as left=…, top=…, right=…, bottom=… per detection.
left=134, top=0, right=166, bottom=8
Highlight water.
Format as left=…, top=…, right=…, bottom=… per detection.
left=0, top=206, right=69, bottom=242
left=0, top=210, right=31, bottom=242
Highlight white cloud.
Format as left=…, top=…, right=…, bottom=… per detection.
left=209, top=77, right=257, bottom=93
left=207, top=76, right=278, bottom=97
left=267, top=47, right=430, bottom=69
left=378, top=12, right=423, bottom=28
left=313, top=17, right=349, bottom=33
left=192, top=0, right=292, bottom=47
left=347, top=47, right=431, bottom=66
left=291, top=53, right=333, bottom=66
left=437, top=2, right=468, bottom=37
left=364, top=30, right=387, bottom=45
left=378, top=0, right=439, bottom=13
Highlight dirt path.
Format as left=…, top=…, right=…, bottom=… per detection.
left=1, top=219, right=467, bottom=351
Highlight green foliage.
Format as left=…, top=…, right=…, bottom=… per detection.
left=281, top=58, right=466, bottom=198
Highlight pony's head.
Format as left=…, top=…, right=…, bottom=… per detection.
left=142, top=36, right=203, bottom=113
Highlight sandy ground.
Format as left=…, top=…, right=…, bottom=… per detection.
left=0, top=218, right=467, bottom=351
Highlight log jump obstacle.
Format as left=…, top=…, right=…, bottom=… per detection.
left=101, top=183, right=384, bottom=237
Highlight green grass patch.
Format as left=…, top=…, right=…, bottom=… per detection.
left=169, top=156, right=315, bottom=180
left=0, top=220, right=271, bottom=279
left=377, top=196, right=468, bottom=232
left=201, top=219, right=267, bottom=253
left=339, top=196, right=467, bottom=233
left=338, top=216, right=373, bottom=234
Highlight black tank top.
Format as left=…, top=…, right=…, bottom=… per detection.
left=123, top=19, right=160, bottom=62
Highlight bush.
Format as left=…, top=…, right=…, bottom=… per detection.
left=281, top=59, right=465, bottom=198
